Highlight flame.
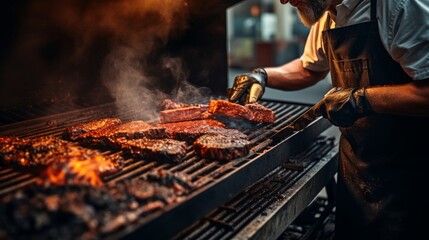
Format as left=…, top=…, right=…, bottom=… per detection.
left=42, top=151, right=119, bottom=187
left=44, top=157, right=103, bottom=187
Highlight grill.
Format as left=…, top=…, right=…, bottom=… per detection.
left=0, top=98, right=332, bottom=239
left=0, top=1, right=338, bottom=239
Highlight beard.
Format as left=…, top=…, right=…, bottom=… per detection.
left=296, top=0, right=330, bottom=26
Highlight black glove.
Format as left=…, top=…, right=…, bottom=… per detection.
left=315, top=87, right=373, bottom=127
left=227, top=68, right=267, bottom=104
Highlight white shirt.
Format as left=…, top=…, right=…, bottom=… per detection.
left=300, top=0, right=429, bottom=80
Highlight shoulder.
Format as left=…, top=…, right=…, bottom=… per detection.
left=378, top=0, right=429, bottom=24
left=377, top=0, right=429, bottom=43
left=377, top=0, right=429, bottom=80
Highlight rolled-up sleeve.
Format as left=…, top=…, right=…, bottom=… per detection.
left=300, top=13, right=330, bottom=73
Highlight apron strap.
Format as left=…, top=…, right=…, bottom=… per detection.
left=371, top=0, right=377, bottom=21
left=325, top=12, right=332, bottom=30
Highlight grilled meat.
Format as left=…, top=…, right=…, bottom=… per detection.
left=245, top=103, right=276, bottom=123
left=62, top=118, right=122, bottom=141
left=0, top=136, right=30, bottom=166
left=157, top=119, right=226, bottom=143
left=109, top=121, right=166, bottom=139
left=159, top=106, right=204, bottom=123
left=0, top=136, right=76, bottom=169
left=0, top=135, right=124, bottom=184
left=75, top=121, right=166, bottom=148
left=209, top=99, right=252, bottom=120
left=208, top=100, right=276, bottom=123
left=194, top=132, right=251, bottom=161
left=118, top=138, right=188, bottom=162
left=159, top=99, right=190, bottom=110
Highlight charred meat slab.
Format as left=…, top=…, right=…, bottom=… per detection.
left=109, top=121, right=166, bottom=139
left=74, top=121, right=166, bottom=148
left=208, top=99, right=252, bottom=120
left=62, top=118, right=122, bottom=141
left=194, top=131, right=250, bottom=161
left=208, top=100, right=276, bottom=123
left=0, top=136, right=30, bottom=166
left=159, top=99, right=190, bottom=110
left=0, top=136, right=77, bottom=169
left=157, top=119, right=226, bottom=143
left=118, top=138, right=188, bottom=163
left=0, top=135, right=124, bottom=185
left=245, top=103, right=276, bottom=123
left=159, top=106, right=204, bottom=123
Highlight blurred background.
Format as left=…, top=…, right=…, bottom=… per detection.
left=227, top=0, right=332, bottom=104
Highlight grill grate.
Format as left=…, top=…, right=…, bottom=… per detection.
left=0, top=98, right=331, bottom=239
left=173, top=137, right=335, bottom=240
left=0, top=100, right=92, bottom=125
left=0, top=99, right=309, bottom=196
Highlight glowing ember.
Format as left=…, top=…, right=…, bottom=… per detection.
left=41, top=151, right=123, bottom=187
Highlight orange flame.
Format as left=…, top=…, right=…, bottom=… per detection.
left=42, top=151, right=120, bottom=187
left=44, top=157, right=103, bottom=187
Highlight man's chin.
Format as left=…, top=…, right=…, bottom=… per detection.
left=297, top=6, right=328, bottom=26
left=297, top=10, right=318, bottom=26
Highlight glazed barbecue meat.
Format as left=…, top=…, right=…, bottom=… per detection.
left=0, top=136, right=76, bottom=169
left=62, top=118, right=122, bottom=141
left=194, top=130, right=250, bottom=161
left=208, top=100, right=276, bottom=123
left=118, top=138, right=188, bottom=162
left=157, top=119, right=226, bottom=143
left=0, top=136, right=30, bottom=166
left=0, top=135, right=124, bottom=184
left=75, top=121, right=166, bottom=148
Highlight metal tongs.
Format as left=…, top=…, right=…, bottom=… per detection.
left=247, top=83, right=264, bottom=104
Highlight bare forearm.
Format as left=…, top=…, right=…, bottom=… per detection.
left=366, top=79, right=429, bottom=116
left=264, top=58, right=329, bottom=91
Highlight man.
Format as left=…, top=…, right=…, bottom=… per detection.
left=228, top=0, right=429, bottom=239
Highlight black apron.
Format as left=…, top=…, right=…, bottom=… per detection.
left=322, top=0, right=429, bottom=239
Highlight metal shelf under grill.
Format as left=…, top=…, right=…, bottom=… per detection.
left=173, top=135, right=338, bottom=240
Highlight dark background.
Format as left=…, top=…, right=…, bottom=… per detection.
left=0, top=0, right=242, bottom=109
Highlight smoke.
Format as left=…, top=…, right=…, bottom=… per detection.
left=89, top=0, right=210, bottom=119
left=2, top=0, right=212, bottom=111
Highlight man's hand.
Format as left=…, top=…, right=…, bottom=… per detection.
left=315, top=87, right=373, bottom=127
left=228, top=68, right=267, bottom=104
